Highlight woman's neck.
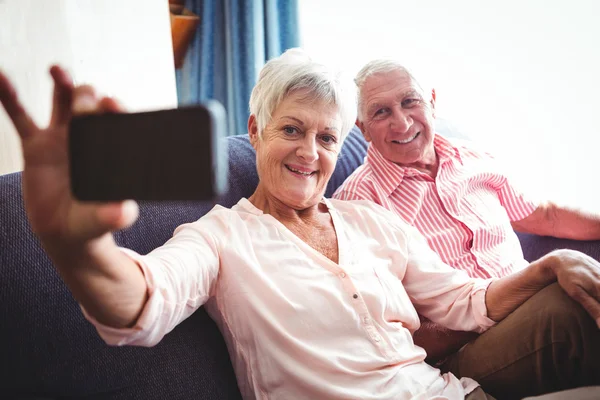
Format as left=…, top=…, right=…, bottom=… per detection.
left=248, top=185, right=327, bottom=224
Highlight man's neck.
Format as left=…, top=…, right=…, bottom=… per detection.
left=396, top=149, right=439, bottom=178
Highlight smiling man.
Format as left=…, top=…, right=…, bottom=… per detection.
left=333, top=59, right=600, bottom=399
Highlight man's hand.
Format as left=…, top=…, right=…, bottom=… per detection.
left=547, top=249, right=600, bottom=328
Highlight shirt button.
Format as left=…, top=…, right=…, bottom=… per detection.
left=340, top=272, right=346, bottom=278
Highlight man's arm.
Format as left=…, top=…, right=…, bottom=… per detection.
left=413, top=319, right=479, bottom=363
left=486, top=249, right=600, bottom=326
left=511, top=201, right=600, bottom=240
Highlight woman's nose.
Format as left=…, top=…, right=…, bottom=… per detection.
left=296, top=136, right=318, bottom=163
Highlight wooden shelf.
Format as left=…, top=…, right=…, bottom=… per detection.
left=169, top=3, right=199, bottom=69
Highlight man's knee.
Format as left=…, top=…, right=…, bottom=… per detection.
left=520, top=282, right=599, bottom=383
left=529, top=283, right=593, bottom=340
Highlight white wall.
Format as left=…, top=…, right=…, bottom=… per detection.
left=300, top=0, right=600, bottom=212
left=0, top=0, right=178, bottom=175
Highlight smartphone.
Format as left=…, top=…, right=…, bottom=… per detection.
left=69, top=102, right=228, bottom=201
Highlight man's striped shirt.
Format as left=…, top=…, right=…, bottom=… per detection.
left=334, top=134, right=538, bottom=279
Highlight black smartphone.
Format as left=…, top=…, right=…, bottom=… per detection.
left=69, top=102, right=228, bottom=201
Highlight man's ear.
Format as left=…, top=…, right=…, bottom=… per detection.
left=248, top=114, right=259, bottom=149
left=430, top=88, right=436, bottom=118
left=356, top=118, right=372, bottom=142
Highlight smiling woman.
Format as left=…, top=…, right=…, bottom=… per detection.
left=299, top=0, right=600, bottom=212
left=248, top=92, right=342, bottom=211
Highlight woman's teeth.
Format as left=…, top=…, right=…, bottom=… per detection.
left=286, top=165, right=313, bottom=176
left=393, top=132, right=420, bottom=144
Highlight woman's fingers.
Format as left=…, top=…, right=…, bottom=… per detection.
left=99, top=96, right=127, bottom=113
left=49, top=66, right=75, bottom=127
left=68, top=200, right=139, bottom=241
left=0, top=69, right=40, bottom=140
left=72, top=85, right=100, bottom=115
left=96, top=200, right=139, bottom=231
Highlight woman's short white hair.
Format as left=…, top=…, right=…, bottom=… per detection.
left=249, top=48, right=357, bottom=142
left=354, top=59, right=432, bottom=120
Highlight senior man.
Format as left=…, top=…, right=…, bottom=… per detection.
left=333, top=59, right=600, bottom=399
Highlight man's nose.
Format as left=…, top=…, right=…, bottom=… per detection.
left=390, top=108, right=412, bottom=132
left=296, top=136, right=319, bottom=163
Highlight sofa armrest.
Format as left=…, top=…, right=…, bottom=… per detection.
left=517, top=232, right=600, bottom=263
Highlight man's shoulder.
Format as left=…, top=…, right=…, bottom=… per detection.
left=333, top=163, right=379, bottom=199
left=329, top=198, right=405, bottom=225
left=444, top=136, right=496, bottom=161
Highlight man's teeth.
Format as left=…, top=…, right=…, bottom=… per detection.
left=287, top=166, right=313, bottom=176
left=393, top=132, right=420, bottom=144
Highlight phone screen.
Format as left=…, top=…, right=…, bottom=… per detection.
left=69, top=102, right=228, bottom=201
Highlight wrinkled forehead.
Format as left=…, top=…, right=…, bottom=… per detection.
left=362, top=70, right=424, bottom=101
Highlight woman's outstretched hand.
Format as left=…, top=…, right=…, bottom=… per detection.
left=0, top=66, right=148, bottom=328
left=0, top=66, right=138, bottom=246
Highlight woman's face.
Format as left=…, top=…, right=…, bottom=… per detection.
left=249, top=91, right=342, bottom=209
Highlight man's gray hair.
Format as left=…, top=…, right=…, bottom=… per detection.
left=249, top=48, right=357, bottom=141
left=355, top=59, right=431, bottom=120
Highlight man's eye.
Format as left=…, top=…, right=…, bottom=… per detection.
left=402, top=99, right=419, bottom=107
left=373, top=108, right=388, bottom=117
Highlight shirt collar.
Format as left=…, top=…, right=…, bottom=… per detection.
left=365, top=133, right=463, bottom=197
left=365, top=143, right=407, bottom=198
left=433, top=134, right=464, bottom=165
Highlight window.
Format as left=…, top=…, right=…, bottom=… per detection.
left=300, top=0, right=600, bottom=212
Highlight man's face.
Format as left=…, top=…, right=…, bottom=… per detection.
left=359, top=70, right=436, bottom=166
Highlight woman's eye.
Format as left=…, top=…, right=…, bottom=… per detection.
left=320, top=135, right=337, bottom=144
left=283, top=126, right=298, bottom=135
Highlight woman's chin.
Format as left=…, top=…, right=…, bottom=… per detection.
left=280, top=191, right=321, bottom=209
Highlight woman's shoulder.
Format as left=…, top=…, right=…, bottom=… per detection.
left=174, top=200, right=256, bottom=235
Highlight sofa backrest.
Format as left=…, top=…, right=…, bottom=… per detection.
left=3, top=123, right=599, bottom=399
left=0, top=126, right=368, bottom=399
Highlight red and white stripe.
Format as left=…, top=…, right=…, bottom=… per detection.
left=334, top=135, right=538, bottom=279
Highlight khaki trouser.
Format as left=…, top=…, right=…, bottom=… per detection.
left=440, top=283, right=600, bottom=400
left=466, top=386, right=600, bottom=400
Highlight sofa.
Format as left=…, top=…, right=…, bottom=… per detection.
left=1, top=125, right=599, bottom=399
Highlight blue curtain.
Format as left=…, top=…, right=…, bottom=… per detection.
left=176, top=0, right=300, bottom=136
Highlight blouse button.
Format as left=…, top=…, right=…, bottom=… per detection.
left=340, top=272, right=346, bottom=278
left=353, top=294, right=358, bottom=299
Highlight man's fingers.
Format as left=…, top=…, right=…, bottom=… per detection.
left=0, top=69, right=40, bottom=140
left=49, top=66, right=75, bottom=127
left=572, top=288, right=600, bottom=329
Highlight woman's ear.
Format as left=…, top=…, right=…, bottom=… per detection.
left=430, top=88, right=436, bottom=118
left=248, top=114, right=259, bottom=149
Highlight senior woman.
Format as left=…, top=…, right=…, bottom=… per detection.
left=1, top=50, right=599, bottom=400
